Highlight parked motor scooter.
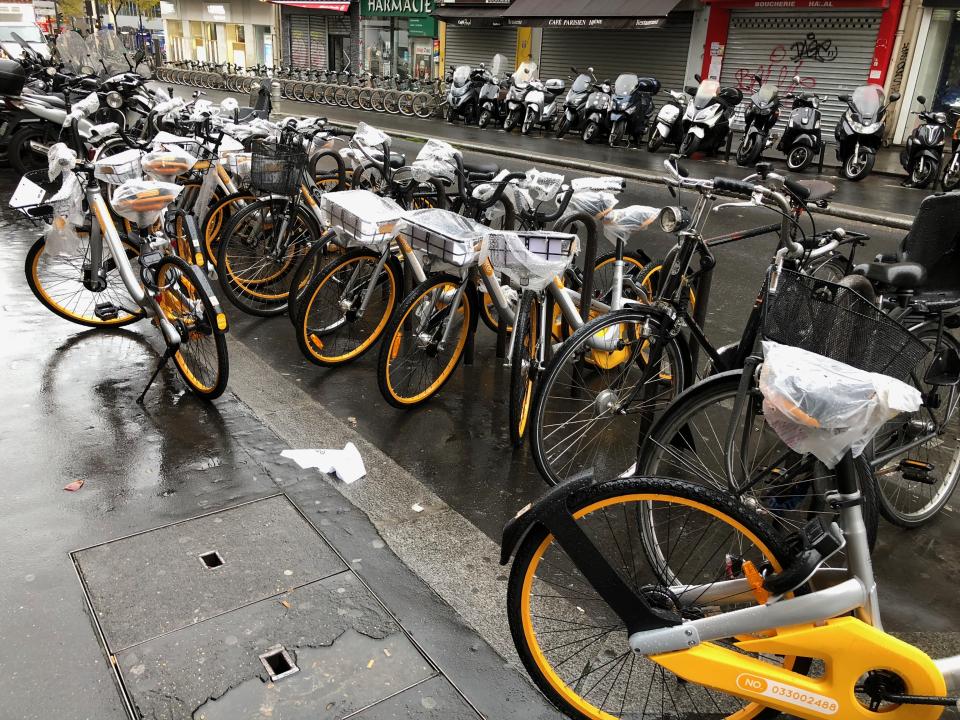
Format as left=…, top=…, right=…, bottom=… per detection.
left=736, top=73, right=780, bottom=166
left=521, top=75, right=564, bottom=134
left=608, top=73, right=660, bottom=147
left=555, top=67, right=594, bottom=139
left=776, top=76, right=822, bottom=172
left=477, top=54, right=507, bottom=129
left=940, top=101, right=960, bottom=191
left=647, top=88, right=691, bottom=152
left=900, top=95, right=948, bottom=189
left=446, top=64, right=484, bottom=124
left=581, top=78, right=612, bottom=143
left=503, top=61, right=536, bottom=132
left=835, top=84, right=899, bottom=181
left=679, top=76, right=742, bottom=157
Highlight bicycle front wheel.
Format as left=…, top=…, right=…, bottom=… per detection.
left=507, top=475, right=809, bottom=720
left=529, top=307, right=688, bottom=486
left=295, top=248, right=401, bottom=366
left=377, top=274, right=474, bottom=408
left=510, top=290, right=541, bottom=447
left=156, top=255, right=229, bottom=399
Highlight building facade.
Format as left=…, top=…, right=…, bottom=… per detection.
left=161, top=0, right=274, bottom=65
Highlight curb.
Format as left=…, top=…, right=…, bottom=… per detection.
left=321, top=116, right=915, bottom=231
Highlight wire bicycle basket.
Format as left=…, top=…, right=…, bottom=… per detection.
left=10, top=170, right=66, bottom=226
left=250, top=139, right=308, bottom=196
left=763, top=268, right=928, bottom=382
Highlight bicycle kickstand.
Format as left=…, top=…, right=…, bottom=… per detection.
left=137, top=348, right=176, bottom=405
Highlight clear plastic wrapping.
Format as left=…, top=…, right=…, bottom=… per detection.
left=601, top=204, right=658, bottom=244
left=759, top=340, right=922, bottom=468
left=64, top=92, right=100, bottom=125
left=571, top=175, right=625, bottom=192
left=141, top=146, right=197, bottom=180
left=47, top=142, right=78, bottom=181
left=94, top=148, right=143, bottom=185
left=220, top=97, right=239, bottom=114
left=227, top=152, right=252, bottom=180
left=400, top=208, right=489, bottom=269
left=43, top=173, right=85, bottom=256
left=567, top=190, right=619, bottom=218
left=523, top=168, right=565, bottom=202
left=481, top=230, right=577, bottom=291
left=111, top=180, right=182, bottom=227
left=320, top=190, right=404, bottom=249
left=217, top=134, right=245, bottom=159
left=353, top=122, right=390, bottom=148
left=411, top=138, right=461, bottom=183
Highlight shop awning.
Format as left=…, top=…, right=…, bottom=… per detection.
left=269, top=0, right=349, bottom=10
left=501, top=0, right=679, bottom=28
left=433, top=5, right=521, bottom=27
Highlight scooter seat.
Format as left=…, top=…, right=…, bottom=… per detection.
left=855, top=261, right=928, bottom=289
left=463, top=160, right=498, bottom=179
left=784, top=178, right=835, bottom=203
left=367, top=149, right=406, bottom=169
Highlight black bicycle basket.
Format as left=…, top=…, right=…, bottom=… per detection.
left=250, top=138, right=308, bottom=196
left=762, top=268, right=928, bottom=382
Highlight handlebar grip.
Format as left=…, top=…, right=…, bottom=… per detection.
left=713, top=177, right=755, bottom=196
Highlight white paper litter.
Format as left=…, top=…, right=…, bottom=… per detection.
left=281, top=443, right=367, bottom=484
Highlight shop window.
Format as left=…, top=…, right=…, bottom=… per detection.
left=329, top=34, right=347, bottom=70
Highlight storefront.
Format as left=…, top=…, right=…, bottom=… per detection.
left=277, top=0, right=359, bottom=70
left=702, top=0, right=904, bottom=133
left=433, top=1, right=520, bottom=74
left=161, top=0, right=275, bottom=66
left=894, top=1, right=960, bottom=142
left=360, top=0, right=439, bottom=79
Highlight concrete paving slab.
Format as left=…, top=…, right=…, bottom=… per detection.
left=74, top=495, right=346, bottom=651
left=116, top=572, right=432, bottom=720
left=347, top=676, right=478, bottom=718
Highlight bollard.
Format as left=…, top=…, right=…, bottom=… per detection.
left=271, top=80, right=283, bottom=105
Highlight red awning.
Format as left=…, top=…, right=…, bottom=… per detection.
left=269, top=0, right=349, bottom=9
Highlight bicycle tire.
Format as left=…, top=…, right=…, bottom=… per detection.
left=383, top=90, right=400, bottom=114
left=346, top=87, right=361, bottom=109
left=358, top=88, right=374, bottom=111
left=510, top=290, right=541, bottom=447
left=200, top=191, right=257, bottom=266
left=507, top=475, right=811, bottom=720
left=286, top=237, right=341, bottom=325
left=397, top=91, right=415, bottom=116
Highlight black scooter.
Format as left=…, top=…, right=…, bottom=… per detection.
left=446, top=64, right=484, bottom=124
left=777, top=77, right=822, bottom=172
left=608, top=73, right=660, bottom=148
left=736, top=73, right=780, bottom=166
left=477, top=57, right=507, bottom=129
left=555, top=67, right=594, bottom=139
left=835, top=84, right=899, bottom=181
left=582, top=79, right=612, bottom=143
left=900, top=95, right=948, bottom=189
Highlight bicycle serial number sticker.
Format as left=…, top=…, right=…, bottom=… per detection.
left=736, top=674, right=839, bottom=715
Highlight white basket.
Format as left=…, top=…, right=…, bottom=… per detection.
left=94, top=149, right=143, bottom=185
left=485, top=230, right=577, bottom=291
left=320, top=190, right=404, bottom=249
left=401, top=208, right=488, bottom=268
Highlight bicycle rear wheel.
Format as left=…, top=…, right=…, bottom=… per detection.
left=156, top=255, right=229, bottom=399
left=510, top=290, right=541, bottom=447
left=507, top=475, right=809, bottom=720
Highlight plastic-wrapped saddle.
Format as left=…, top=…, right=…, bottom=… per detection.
left=567, top=190, right=619, bottom=219
left=141, top=146, right=198, bottom=180
left=601, top=204, right=658, bottom=244
left=111, top=180, right=182, bottom=227
left=412, top=138, right=460, bottom=184
left=759, top=340, right=922, bottom=468
left=353, top=122, right=391, bottom=148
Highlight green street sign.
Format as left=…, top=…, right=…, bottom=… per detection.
left=361, top=0, right=435, bottom=17
left=407, top=16, right=438, bottom=35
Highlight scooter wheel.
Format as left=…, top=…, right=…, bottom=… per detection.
left=786, top=146, right=814, bottom=172
left=647, top=125, right=664, bottom=153
left=555, top=117, right=570, bottom=139
left=478, top=109, right=492, bottom=129
left=582, top=122, right=598, bottom=143
left=911, top=158, right=936, bottom=189
left=679, top=133, right=699, bottom=157
left=843, top=151, right=875, bottom=182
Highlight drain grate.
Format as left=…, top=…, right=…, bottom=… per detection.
left=199, top=551, right=224, bottom=569
left=258, top=645, right=299, bottom=682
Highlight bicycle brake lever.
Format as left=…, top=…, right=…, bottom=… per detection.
left=713, top=200, right=756, bottom=212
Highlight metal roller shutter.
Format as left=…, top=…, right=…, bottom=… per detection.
left=309, top=16, right=328, bottom=68
left=289, top=15, right=311, bottom=67
left=444, top=26, right=517, bottom=72
left=539, top=16, right=693, bottom=110
left=719, top=11, right=881, bottom=139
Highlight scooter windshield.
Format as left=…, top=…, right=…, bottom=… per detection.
left=57, top=30, right=90, bottom=74
left=614, top=74, right=639, bottom=95
left=570, top=74, right=591, bottom=93
left=512, top=61, right=537, bottom=88
left=756, top=83, right=778, bottom=105
left=86, top=29, right=128, bottom=76
left=452, top=65, right=471, bottom=86
left=851, top=85, right=884, bottom=122
left=693, top=80, right=720, bottom=109
left=490, top=54, right=506, bottom=78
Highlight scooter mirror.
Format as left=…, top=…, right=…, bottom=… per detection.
left=753, top=74, right=762, bottom=85
left=917, top=95, right=927, bottom=105
left=890, top=92, right=901, bottom=102
left=587, top=67, right=594, bottom=73
left=694, top=74, right=702, bottom=83
left=793, top=75, right=801, bottom=84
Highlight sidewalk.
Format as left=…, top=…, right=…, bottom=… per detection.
left=0, top=192, right=558, bottom=718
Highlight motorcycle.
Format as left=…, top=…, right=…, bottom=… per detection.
left=900, top=95, right=948, bottom=189
left=776, top=77, right=822, bottom=172
left=446, top=63, right=484, bottom=124
left=939, top=101, right=960, bottom=191
left=835, top=84, right=899, bottom=181
left=555, top=67, right=594, bottom=139
left=736, top=73, right=780, bottom=166
left=679, top=76, right=742, bottom=157
left=647, top=88, right=691, bottom=152
left=503, top=60, right=536, bottom=132
left=477, top=54, right=507, bottom=129
left=581, top=79, right=612, bottom=143
left=608, top=73, right=660, bottom=148
left=521, top=76, right=564, bottom=135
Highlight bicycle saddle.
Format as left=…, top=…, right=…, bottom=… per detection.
left=784, top=177, right=835, bottom=203
left=854, top=261, right=928, bottom=289
left=463, top=160, right=498, bottom=180
left=366, top=149, right=406, bottom=168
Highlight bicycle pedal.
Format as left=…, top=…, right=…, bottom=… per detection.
left=899, top=459, right=937, bottom=484
left=94, top=302, right=120, bottom=321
